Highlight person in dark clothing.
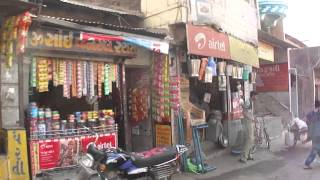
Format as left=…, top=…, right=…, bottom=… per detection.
left=304, top=100, right=320, bottom=169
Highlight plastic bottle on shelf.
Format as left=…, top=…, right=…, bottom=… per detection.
left=45, top=108, right=52, bottom=137
left=68, top=114, right=76, bottom=135
left=61, top=119, right=67, bottom=132
left=52, top=121, right=61, bottom=137
left=37, top=118, right=46, bottom=139
left=29, top=102, right=38, bottom=137
left=205, top=57, right=215, bottom=83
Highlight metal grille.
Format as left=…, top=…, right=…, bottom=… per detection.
left=150, top=164, right=176, bottom=180
left=29, top=124, right=118, bottom=140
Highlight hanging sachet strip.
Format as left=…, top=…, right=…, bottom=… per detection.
left=63, top=61, right=71, bottom=98
left=93, top=62, right=98, bottom=86
left=97, top=63, right=104, bottom=98
left=47, top=59, right=53, bottom=81
left=164, top=55, right=171, bottom=122
left=104, top=64, right=110, bottom=95
left=87, top=62, right=91, bottom=97
left=37, top=58, right=49, bottom=92
left=17, top=12, right=32, bottom=54
left=29, top=57, right=37, bottom=88
left=89, top=61, right=95, bottom=97
left=77, top=61, right=83, bottom=98
left=109, top=64, right=115, bottom=94
left=72, top=61, right=77, bottom=97
left=59, top=60, right=66, bottom=86
left=101, top=63, right=105, bottom=95
left=52, top=59, right=58, bottom=87
left=82, top=61, right=88, bottom=96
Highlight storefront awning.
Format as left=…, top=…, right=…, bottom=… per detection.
left=34, top=16, right=169, bottom=54
left=229, top=36, right=259, bottom=68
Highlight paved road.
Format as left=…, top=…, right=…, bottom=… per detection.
left=203, top=145, right=320, bottom=180
left=35, top=143, right=320, bottom=180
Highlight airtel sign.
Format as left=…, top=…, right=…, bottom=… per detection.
left=187, top=24, right=230, bottom=59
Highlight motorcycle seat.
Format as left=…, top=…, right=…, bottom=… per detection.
left=130, top=147, right=177, bottom=167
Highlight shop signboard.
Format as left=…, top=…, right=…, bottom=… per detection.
left=186, top=24, right=230, bottom=59
left=229, top=36, right=259, bottom=67
left=258, top=41, right=274, bottom=62
left=4, top=129, right=30, bottom=180
left=80, top=32, right=169, bottom=54
left=27, top=27, right=137, bottom=57
left=189, top=0, right=258, bottom=45
left=155, top=124, right=172, bottom=146
left=256, top=63, right=289, bottom=92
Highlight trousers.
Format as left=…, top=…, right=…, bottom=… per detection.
left=241, top=118, right=254, bottom=160
left=305, top=148, right=320, bottom=166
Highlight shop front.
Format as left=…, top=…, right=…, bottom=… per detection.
left=227, top=36, right=259, bottom=148
left=24, top=26, right=132, bottom=177
left=6, top=19, right=170, bottom=178
left=185, top=24, right=259, bottom=148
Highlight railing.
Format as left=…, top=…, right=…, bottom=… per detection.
left=29, top=124, right=118, bottom=140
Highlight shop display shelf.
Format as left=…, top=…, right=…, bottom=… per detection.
left=29, top=124, right=118, bottom=140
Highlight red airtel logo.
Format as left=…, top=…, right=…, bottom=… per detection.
left=194, top=32, right=206, bottom=50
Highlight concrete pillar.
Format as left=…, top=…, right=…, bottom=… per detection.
left=0, top=56, right=21, bottom=128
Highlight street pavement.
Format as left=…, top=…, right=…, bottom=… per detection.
left=174, top=142, right=320, bottom=180
left=208, top=145, right=320, bottom=180
left=35, top=138, right=320, bottom=180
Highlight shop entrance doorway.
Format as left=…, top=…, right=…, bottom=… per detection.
left=126, top=67, right=153, bottom=151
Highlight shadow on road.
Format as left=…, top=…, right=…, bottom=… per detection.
left=201, top=159, right=286, bottom=180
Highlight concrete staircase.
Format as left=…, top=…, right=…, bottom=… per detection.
left=255, top=93, right=292, bottom=125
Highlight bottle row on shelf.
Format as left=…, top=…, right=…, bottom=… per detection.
left=27, top=102, right=116, bottom=139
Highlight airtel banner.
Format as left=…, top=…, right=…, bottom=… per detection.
left=186, top=24, right=231, bottom=59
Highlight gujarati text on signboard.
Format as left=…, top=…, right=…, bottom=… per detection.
left=27, top=28, right=137, bottom=57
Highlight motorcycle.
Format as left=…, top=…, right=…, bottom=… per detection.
left=77, top=128, right=188, bottom=180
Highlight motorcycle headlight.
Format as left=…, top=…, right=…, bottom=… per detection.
left=80, top=154, right=94, bottom=168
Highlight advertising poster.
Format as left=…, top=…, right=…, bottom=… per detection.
left=30, top=134, right=117, bottom=175
left=38, top=139, right=61, bottom=170
left=58, top=138, right=79, bottom=167
left=80, top=133, right=117, bottom=153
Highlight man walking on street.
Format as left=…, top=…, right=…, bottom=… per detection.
left=239, top=91, right=257, bottom=163
left=304, top=100, right=320, bottom=169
